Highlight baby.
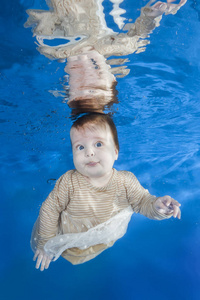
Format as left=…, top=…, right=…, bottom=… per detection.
left=32, top=113, right=181, bottom=271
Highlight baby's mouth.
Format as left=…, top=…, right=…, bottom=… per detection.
left=86, top=161, right=99, bottom=167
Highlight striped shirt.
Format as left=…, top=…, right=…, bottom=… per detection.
left=31, top=169, right=170, bottom=264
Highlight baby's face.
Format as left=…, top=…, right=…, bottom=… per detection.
left=70, top=125, right=118, bottom=181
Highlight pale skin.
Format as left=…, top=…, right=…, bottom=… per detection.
left=70, top=125, right=118, bottom=187
left=33, top=249, right=52, bottom=271
left=145, top=0, right=187, bottom=17
left=34, top=124, right=181, bottom=271
left=65, top=50, right=116, bottom=105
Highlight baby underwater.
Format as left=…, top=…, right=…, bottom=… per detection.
left=31, top=113, right=181, bottom=271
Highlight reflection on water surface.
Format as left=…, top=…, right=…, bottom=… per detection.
left=1, top=0, right=200, bottom=299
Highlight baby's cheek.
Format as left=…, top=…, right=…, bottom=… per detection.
left=73, top=156, right=79, bottom=167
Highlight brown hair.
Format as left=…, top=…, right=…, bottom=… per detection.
left=71, top=112, right=119, bottom=151
left=68, top=81, right=119, bottom=116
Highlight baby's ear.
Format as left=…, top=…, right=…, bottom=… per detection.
left=115, top=148, right=119, bottom=160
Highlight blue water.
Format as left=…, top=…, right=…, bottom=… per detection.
left=0, top=0, right=200, bottom=299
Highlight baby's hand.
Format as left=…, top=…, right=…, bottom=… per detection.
left=145, top=0, right=187, bottom=18
left=33, top=249, right=52, bottom=271
left=154, top=195, right=181, bottom=219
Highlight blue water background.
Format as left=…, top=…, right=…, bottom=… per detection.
left=0, top=0, right=199, bottom=299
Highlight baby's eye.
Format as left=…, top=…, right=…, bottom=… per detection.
left=95, top=142, right=102, bottom=148
left=77, top=145, right=84, bottom=150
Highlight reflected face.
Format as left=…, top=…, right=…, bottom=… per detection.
left=70, top=125, right=118, bottom=180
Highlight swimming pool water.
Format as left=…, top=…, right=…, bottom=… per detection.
left=0, top=0, right=200, bottom=299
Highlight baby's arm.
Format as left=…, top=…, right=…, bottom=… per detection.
left=153, top=195, right=181, bottom=219
left=32, top=172, right=70, bottom=271
left=124, top=0, right=187, bottom=38
left=126, top=172, right=181, bottom=220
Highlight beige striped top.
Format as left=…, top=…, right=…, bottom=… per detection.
left=31, top=169, right=170, bottom=264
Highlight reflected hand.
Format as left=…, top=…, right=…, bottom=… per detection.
left=154, top=195, right=181, bottom=219
left=33, top=249, right=53, bottom=271
left=165, top=0, right=187, bottom=15
left=145, top=0, right=187, bottom=18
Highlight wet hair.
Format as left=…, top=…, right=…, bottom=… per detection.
left=71, top=112, right=119, bottom=151
left=68, top=82, right=119, bottom=116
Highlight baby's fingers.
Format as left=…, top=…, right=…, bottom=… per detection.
left=33, top=250, right=40, bottom=261
left=162, top=195, right=173, bottom=206
left=40, top=255, right=52, bottom=271
left=44, top=257, right=51, bottom=270
left=173, top=205, right=181, bottom=219
left=155, top=201, right=170, bottom=214
left=35, top=253, right=44, bottom=270
left=40, top=257, right=47, bottom=271
left=163, top=196, right=181, bottom=208
left=172, top=199, right=181, bottom=207
left=40, top=254, right=52, bottom=271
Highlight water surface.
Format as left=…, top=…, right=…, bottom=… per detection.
left=0, top=1, right=199, bottom=299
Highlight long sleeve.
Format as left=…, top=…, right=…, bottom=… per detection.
left=125, top=6, right=162, bottom=39
left=31, top=171, right=71, bottom=252
left=125, top=172, right=171, bottom=220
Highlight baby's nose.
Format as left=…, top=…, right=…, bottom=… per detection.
left=85, top=148, right=95, bottom=157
